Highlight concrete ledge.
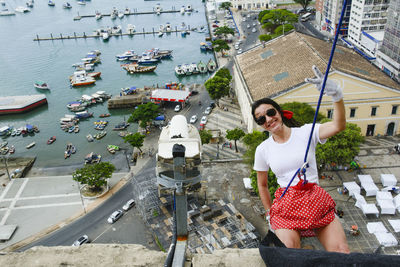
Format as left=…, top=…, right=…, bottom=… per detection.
left=0, top=244, right=266, bottom=267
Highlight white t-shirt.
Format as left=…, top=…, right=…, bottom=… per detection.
left=254, top=124, right=326, bottom=188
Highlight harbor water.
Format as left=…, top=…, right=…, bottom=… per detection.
left=0, top=0, right=214, bottom=169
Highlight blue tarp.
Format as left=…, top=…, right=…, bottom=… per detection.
left=154, top=115, right=165, bottom=121
left=26, top=124, right=33, bottom=132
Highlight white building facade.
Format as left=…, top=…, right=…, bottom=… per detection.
left=375, top=1, right=400, bottom=82
left=230, top=0, right=270, bottom=10
left=347, top=0, right=389, bottom=58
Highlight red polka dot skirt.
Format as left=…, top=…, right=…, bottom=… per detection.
left=269, top=179, right=336, bottom=237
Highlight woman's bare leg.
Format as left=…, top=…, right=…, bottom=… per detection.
left=316, top=217, right=350, bottom=253
left=274, top=228, right=301, bottom=249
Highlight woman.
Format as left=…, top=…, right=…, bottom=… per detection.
left=252, top=66, right=349, bottom=253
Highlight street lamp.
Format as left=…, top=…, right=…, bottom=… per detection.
left=1, top=155, right=11, bottom=181
left=76, top=180, right=87, bottom=214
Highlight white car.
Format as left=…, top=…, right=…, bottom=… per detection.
left=252, top=28, right=257, bottom=33
left=72, top=235, right=89, bottom=246
left=107, top=209, right=123, bottom=224
left=189, top=115, right=198, bottom=123
left=253, top=22, right=256, bottom=26
left=235, top=44, right=240, bottom=50
left=200, top=116, right=207, bottom=125
left=174, top=105, right=181, bottom=112
left=204, top=107, right=212, bottom=115
left=238, top=49, right=243, bottom=54
left=246, top=24, right=250, bottom=29
left=122, top=199, right=135, bottom=211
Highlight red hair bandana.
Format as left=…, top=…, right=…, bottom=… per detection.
left=282, top=110, right=293, bottom=119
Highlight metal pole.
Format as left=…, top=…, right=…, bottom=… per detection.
left=2, top=156, right=11, bottom=181
left=76, top=181, right=86, bottom=213
left=216, top=116, right=219, bottom=159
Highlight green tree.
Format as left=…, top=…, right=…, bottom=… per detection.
left=215, top=67, right=232, bottom=82
left=211, top=39, right=230, bottom=55
left=316, top=121, right=364, bottom=168
left=204, top=76, right=230, bottom=106
left=226, top=128, right=245, bottom=152
left=214, top=26, right=235, bottom=40
left=294, top=0, right=312, bottom=10
left=242, top=130, right=267, bottom=166
left=123, top=132, right=146, bottom=153
left=280, top=101, right=325, bottom=125
left=73, top=162, right=116, bottom=192
left=260, top=9, right=298, bottom=33
left=274, top=24, right=294, bottom=35
left=199, top=129, right=213, bottom=145
left=259, top=34, right=272, bottom=43
left=128, top=102, right=160, bottom=128
left=219, top=1, right=232, bottom=10
left=249, top=169, right=278, bottom=200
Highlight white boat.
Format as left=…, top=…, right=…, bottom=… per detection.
left=165, top=22, right=171, bottom=32
left=95, top=11, right=102, bottom=20
left=126, top=24, right=135, bottom=34
left=124, top=7, right=130, bottom=15
left=63, top=2, right=72, bottom=9
left=190, top=63, right=199, bottom=74
left=110, top=8, right=117, bottom=19
left=159, top=24, right=164, bottom=32
left=175, top=65, right=185, bottom=76
left=117, top=11, right=124, bottom=19
left=116, top=50, right=136, bottom=60
left=33, top=81, right=49, bottom=89
left=102, top=32, right=109, bottom=40
left=48, top=0, right=55, bottom=6
left=26, top=142, right=35, bottom=149
left=158, top=31, right=163, bottom=37
left=77, top=0, right=85, bottom=5
left=15, top=6, right=30, bottom=12
left=111, top=25, right=122, bottom=34
left=0, top=8, right=15, bottom=16
left=153, top=3, right=162, bottom=14
left=180, top=6, right=185, bottom=14
left=26, top=0, right=34, bottom=8
left=182, top=64, right=191, bottom=75
left=185, top=4, right=193, bottom=12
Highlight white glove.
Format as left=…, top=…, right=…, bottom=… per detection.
left=305, top=65, right=343, bottom=102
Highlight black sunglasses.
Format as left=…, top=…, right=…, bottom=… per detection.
left=255, top=108, right=277, bottom=125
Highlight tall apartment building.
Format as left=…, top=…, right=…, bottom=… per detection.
left=375, top=1, right=400, bottom=82
left=317, top=0, right=352, bottom=36
left=347, top=0, right=390, bottom=58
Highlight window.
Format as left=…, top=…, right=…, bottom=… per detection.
left=350, top=108, right=356, bottom=118
left=327, top=109, right=333, bottom=119
left=371, top=107, right=377, bottom=116
left=392, top=105, right=398, bottom=115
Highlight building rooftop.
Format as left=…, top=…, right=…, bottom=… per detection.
left=237, top=31, right=400, bottom=101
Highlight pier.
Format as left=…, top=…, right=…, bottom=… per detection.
left=73, top=9, right=180, bottom=20
left=33, top=27, right=196, bottom=42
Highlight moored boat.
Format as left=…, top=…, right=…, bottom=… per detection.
left=190, top=63, right=199, bottom=74
left=70, top=71, right=96, bottom=87
left=107, top=144, right=120, bottom=154
left=84, top=152, right=101, bottom=164
left=113, top=121, right=129, bottom=131
left=175, top=65, right=185, bottom=76
left=47, top=136, right=56, bottom=144
left=33, top=81, right=49, bottom=90
left=15, top=6, right=30, bottom=12
left=9, top=145, right=15, bottom=154
left=99, top=113, right=111, bottom=118
left=26, top=142, right=35, bottom=149
left=207, top=59, right=217, bottom=72
left=197, top=61, right=207, bottom=73
left=182, top=64, right=192, bottom=75
left=93, top=130, right=106, bottom=139
left=126, top=24, right=136, bottom=34
left=48, top=0, right=55, bottom=6
left=86, top=134, right=94, bottom=142
left=121, top=63, right=157, bottom=74
left=63, top=2, right=72, bottom=9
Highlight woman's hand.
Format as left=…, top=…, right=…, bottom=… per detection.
left=305, top=65, right=343, bottom=103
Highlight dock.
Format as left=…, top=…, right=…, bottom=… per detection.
left=107, top=94, right=148, bottom=109
left=0, top=95, right=47, bottom=115
left=73, top=9, right=180, bottom=20
left=33, top=28, right=194, bottom=42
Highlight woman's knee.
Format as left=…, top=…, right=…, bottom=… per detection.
left=275, top=229, right=301, bottom=249
left=329, top=242, right=350, bottom=254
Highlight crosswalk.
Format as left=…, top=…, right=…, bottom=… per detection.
left=202, top=97, right=247, bottom=160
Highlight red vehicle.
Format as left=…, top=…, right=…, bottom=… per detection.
left=47, top=136, right=56, bottom=145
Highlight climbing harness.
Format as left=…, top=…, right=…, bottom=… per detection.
left=279, top=0, right=348, bottom=200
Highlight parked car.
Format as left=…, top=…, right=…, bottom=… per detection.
left=107, top=210, right=123, bottom=224
left=174, top=105, right=181, bottom=112
left=200, top=116, right=207, bottom=125
left=247, top=24, right=251, bottom=29
left=190, top=115, right=198, bottom=124
left=235, top=44, right=240, bottom=50
left=72, top=235, right=89, bottom=246
left=122, top=199, right=135, bottom=211
left=209, top=102, right=215, bottom=109
left=190, top=90, right=199, bottom=95
left=253, top=22, right=256, bottom=26
left=252, top=28, right=257, bottom=33
left=238, top=49, right=243, bottom=54
left=204, top=106, right=212, bottom=115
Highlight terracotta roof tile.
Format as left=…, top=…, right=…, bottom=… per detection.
left=237, top=32, right=400, bottom=102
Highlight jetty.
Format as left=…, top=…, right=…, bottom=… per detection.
left=107, top=94, right=147, bottom=109
left=33, top=27, right=194, bottom=42
left=0, top=95, right=47, bottom=115
left=73, top=9, right=180, bottom=21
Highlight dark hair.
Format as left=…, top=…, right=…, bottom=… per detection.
left=251, top=98, right=301, bottom=128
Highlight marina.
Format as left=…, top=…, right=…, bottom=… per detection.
left=0, top=0, right=215, bottom=168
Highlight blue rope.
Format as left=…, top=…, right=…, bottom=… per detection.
left=279, top=0, right=348, bottom=200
